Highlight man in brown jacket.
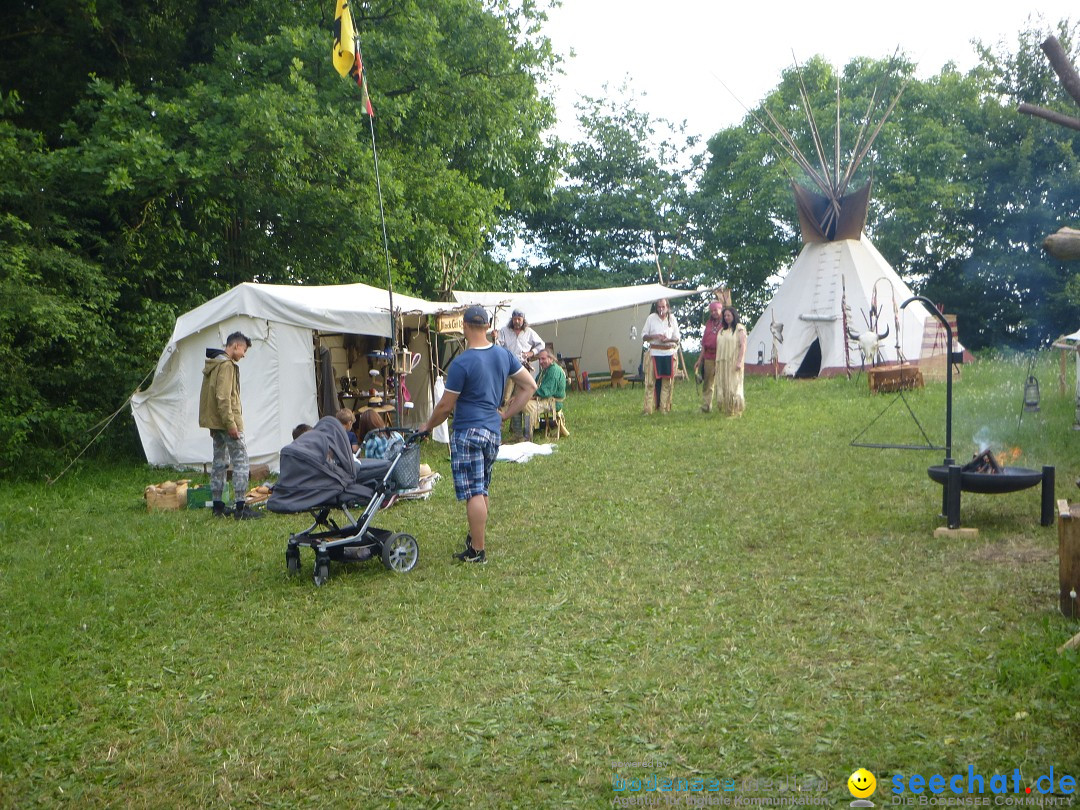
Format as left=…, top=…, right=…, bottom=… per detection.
left=198, top=331, right=263, bottom=520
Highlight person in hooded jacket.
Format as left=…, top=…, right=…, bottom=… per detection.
left=198, top=331, right=264, bottom=520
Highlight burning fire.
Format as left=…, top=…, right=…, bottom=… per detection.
left=1001, top=446, right=1022, bottom=465
left=963, top=446, right=1021, bottom=474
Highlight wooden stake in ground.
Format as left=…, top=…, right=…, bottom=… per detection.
left=1057, top=630, right=1080, bottom=654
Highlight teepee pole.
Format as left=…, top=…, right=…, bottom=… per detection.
left=835, top=77, right=841, bottom=190
left=839, top=87, right=879, bottom=195
left=791, top=51, right=834, bottom=194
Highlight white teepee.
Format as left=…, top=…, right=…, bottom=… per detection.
left=744, top=236, right=937, bottom=377
left=741, top=65, right=955, bottom=377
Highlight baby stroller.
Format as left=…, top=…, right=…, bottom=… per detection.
left=268, top=416, right=424, bottom=585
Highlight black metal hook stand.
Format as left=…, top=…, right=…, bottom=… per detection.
left=900, top=296, right=956, bottom=523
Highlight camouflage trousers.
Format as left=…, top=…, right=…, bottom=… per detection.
left=210, top=430, right=249, bottom=503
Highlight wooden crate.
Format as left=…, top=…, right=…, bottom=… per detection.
left=868, top=365, right=924, bottom=394
left=145, top=480, right=189, bottom=511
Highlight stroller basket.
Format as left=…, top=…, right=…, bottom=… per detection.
left=391, top=442, right=421, bottom=491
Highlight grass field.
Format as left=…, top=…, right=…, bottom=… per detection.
left=2, top=356, right=1079, bottom=808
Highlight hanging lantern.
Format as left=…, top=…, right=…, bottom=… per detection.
left=757, top=342, right=765, bottom=365
left=1023, top=375, right=1041, bottom=412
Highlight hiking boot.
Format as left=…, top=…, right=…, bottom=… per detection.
left=453, top=547, right=486, bottom=564
left=233, top=503, right=265, bottom=521
left=211, top=501, right=232, bottom=518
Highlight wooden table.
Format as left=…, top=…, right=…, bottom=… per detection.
left=561, top=356, right=583, bottom=392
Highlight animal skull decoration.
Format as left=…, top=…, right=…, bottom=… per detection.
left=849, top=324, right=890, bottom=365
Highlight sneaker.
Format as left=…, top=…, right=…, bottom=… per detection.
left=233, top=504, right=266, bottom=521
left=453, top=547, right=486, bottom=564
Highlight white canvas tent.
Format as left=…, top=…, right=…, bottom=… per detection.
left=744, top=236, right=945, bottom=377
left=1053, top=329, right=1080, bottom=425
left=452, top=284, right=704, bottom=378
left=132, top=282, right=449, bottom=470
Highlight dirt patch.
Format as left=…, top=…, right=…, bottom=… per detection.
left=968, top=543, right=1055, bottom=566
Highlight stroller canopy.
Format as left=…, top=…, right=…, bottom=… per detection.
left=268, top=417, right=372, bottom=513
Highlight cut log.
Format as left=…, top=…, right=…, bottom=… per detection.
left=1043, top=226, right=1080, bottom=261
left=1041, top=36, right=1080, bottom=109
left=1017, top=102, right=1080, bottom=133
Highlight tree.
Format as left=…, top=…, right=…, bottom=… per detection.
left=521, top=89, right=704, bottom=290
left=0, top=0, right=561, bottom=471
left=0, top=94, right=129, bottom=473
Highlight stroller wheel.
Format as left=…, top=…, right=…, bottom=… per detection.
left=286, top=546, right=301, bottom=576
left=313, top=554, right=330, bottom=586
left=381, top=533, right=419, bottom=573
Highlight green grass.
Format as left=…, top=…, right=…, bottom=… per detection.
left=2, top=355, right=1079, bottom=808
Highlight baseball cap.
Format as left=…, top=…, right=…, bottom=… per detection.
left=463, top=305, right=490, bottom=326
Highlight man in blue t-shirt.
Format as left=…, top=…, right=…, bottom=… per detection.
left=421, top=305, right=537, bottom=564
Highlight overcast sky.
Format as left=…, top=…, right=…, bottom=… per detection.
left=542, top=2, right=1078, bottom=143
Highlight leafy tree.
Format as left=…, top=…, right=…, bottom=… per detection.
left=521, top=89, right=704, bottom=291
left=918, top=20, right=1080, bottom=349
left=0, top=0, right=316, bottom=139
left=0, top=94, right=130, bottom=473
left=0, top=0, right=560, bottom=471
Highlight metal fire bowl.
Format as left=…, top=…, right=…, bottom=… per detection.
left=927, top=466, right=1044, bottom=494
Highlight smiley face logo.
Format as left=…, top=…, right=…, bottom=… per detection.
left=848, top=768, right=877, bottom=799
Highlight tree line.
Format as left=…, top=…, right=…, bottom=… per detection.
left=0, top=2, right=1077, bottom=472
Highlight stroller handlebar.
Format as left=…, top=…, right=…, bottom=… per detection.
left=405, top=430, right=429, bottom=446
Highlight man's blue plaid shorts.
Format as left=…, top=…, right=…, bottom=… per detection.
left=449, top=427, right=500, bottom=501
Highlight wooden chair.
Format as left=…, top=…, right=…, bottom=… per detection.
left=536, top=398, right=568, bottom=438
left=606, top=347, right=628, bottom=388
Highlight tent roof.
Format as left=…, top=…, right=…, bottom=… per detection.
left=168, top=282, right=449, bottom=346
left=452, top=283, right=704, bottom=330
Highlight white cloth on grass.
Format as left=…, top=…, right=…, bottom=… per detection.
left=496, top=442, right=557, bottom=463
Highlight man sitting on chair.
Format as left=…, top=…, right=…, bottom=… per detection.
left=525, top=348, right=569, bottom=440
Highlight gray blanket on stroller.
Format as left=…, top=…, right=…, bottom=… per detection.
left=268, top=417, right=373, bottom=513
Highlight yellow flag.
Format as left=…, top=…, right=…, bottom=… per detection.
left=332, top=0, right=356, bottom=78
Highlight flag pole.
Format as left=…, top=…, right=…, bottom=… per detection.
left=351, top=30, right=402, bottom=426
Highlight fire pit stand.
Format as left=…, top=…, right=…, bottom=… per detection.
left=927, top=464, right=1056, bottom=528
left=901, top=296, right=1055, bottom=530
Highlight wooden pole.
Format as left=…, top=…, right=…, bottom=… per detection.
left=1041, top=35, right=1080, bottom=107
left=1059, top=630, right=1080, bottom=654
left=1017, top=102, right=1080, bottom=132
